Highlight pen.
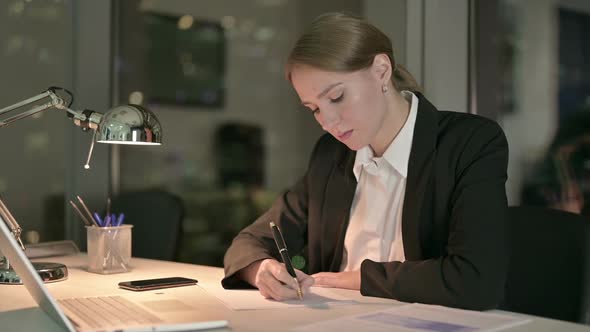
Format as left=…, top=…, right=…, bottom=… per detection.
left=116, top=213, right=125, bottom=226
left=77, top=195, right=99, bottom=227
left=93, top=212, right=104, bottom=227
left=269, top=221, right=303, bottom=300
left=69, top=200, right=91, bottom=226
left=106, top=197, right=111, bottom=220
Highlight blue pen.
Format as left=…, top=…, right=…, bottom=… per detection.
left=116, top=213, right=125, bottom=226
left=93, top=212, right=103, bottom=227
left=111, top=213, right=116, bottom=226
left=104, top=214, right=111, bottom=227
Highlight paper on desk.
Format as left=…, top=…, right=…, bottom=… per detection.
left=199, top=282, right=356, bottom=310
left=292, top=303, right=531, bottom=332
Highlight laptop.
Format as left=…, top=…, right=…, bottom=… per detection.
left=0, top=216, right=229, bottom=332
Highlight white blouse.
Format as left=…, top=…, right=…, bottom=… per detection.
left=340, top=91, right=418, bottom=271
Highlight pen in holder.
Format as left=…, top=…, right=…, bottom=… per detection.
left=86, top=225, right=132, bottom=274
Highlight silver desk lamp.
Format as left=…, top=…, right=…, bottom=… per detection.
left=0, top=87, right=162, bottom=284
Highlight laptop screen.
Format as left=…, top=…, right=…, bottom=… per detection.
left=0, top=215, right=75, bottom=332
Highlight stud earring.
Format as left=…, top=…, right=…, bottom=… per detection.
left=382, top=85, right=388, bottom=93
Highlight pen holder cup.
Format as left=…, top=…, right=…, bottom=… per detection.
left=86, top=225, right=133, bottom=274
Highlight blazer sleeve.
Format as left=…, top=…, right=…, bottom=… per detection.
left=221, top=135, right=328, bottom=289
left=360, top=120, right=509, bottom=310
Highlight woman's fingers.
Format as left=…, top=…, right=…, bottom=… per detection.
left=295, top=269, right=315, bottom=291
left=311, top=272, right=335, bottom=287
left=311, top=270, right=361, bottom=290
left=259, top=284, right=273, bottom=299
left=255, top=259, right=305, bottom=301
left=271, top=263, right=301, bottom=290
left=264, top=274, right=300, bottom=300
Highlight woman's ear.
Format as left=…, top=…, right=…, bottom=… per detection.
left=371, top=54, right=392, bottom=85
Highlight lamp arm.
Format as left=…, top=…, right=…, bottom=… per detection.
left=0, top=198, right=25, bottom=251
left=0, top=88, right=99, bottom=128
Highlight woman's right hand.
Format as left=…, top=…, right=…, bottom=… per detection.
left=240, top=258, right=314, bottom=301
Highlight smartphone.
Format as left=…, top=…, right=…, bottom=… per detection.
left=118, top=277, right=198, bottom=291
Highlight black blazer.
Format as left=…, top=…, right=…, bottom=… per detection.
left=222, top=93, right=509, bottom=310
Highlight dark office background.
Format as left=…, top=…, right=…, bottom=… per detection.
left=0, top=0, right=589, bottom=267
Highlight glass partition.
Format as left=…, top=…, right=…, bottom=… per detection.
left=113, top=0, right=364, bottom=266
left=479, top=0, right=590, bottom=217
left=0, top=0, right=72, bottom=244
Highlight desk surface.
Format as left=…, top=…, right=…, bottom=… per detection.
left=0, top=254, right=588, bottom=332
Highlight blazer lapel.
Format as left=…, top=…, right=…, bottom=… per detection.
left=402, top=93, right=438, bottom=260
left=320, top=148, right=357, bottom=272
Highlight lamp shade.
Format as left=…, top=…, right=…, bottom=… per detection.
left=97, top=104, right=162, bottom=145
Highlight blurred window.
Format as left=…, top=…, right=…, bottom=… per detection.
left=0, top=0, right=71, bottom=244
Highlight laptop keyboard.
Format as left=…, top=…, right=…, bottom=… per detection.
left=58, top=296, right=163, bottom=330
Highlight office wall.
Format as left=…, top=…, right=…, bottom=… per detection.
left=364, top=0, right=407, bottom=69
left=423, top=0, right=469, bottom=113
left=66, top=1, right=112, bottom=244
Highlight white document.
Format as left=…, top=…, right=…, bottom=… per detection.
left=199, top=282, right=356, bottom=310
left=293, top=303, right=531, bottom=332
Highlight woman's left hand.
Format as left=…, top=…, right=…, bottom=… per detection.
left=311, top=270, right=361, bottom=290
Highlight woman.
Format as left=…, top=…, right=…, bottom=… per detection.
left=222, top=12, right=508, bottom=310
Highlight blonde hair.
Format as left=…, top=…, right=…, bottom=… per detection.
left=286, top=12, right=422, bottom=93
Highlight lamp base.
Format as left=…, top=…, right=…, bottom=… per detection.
left=0, top=262, right=68, bottom=284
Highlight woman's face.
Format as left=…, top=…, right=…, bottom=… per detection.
left=290, top=64, right=388, bottom=151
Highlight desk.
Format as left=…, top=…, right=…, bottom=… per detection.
left=0, top=254, right=588, bottom=332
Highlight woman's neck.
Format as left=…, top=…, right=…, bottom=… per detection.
left=370, top=90, right=411, bottom=157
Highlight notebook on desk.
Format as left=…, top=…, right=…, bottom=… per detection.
left=0, top=218, right=228, bottom=332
